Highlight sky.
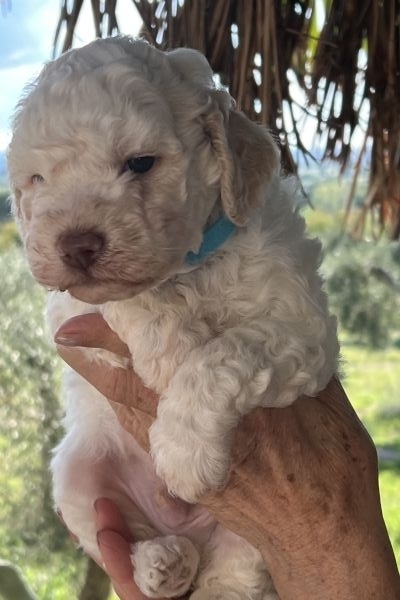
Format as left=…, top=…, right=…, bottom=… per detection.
left=0, top=0, right=323, bottom=157
left=0, top=0, right=142, bottom=150
left=0, top=1, right=368, bottom=161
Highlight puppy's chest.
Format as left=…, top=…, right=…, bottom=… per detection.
left=102, top=280, right=239, bottom=392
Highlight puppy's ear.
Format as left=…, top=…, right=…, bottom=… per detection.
left=166, top=48, right=215, bottom=88
left=205, top=109, right=280, bottom=226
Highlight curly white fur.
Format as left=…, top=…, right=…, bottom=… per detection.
left=8, top=37, right=339, bottom=600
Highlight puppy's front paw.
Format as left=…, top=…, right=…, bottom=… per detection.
left=131, top=535, right=199, bottom=598
left=149, top=421, right=231, bottom=503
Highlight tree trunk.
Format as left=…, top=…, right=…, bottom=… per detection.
left=0, top=561, right=37, bottom=600
left=79, top=558, right=111, bottom=600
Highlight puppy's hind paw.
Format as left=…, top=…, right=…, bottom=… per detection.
left=131, top=535, right=200, bottom=598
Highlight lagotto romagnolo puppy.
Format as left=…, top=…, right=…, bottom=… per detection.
left=8, top=37, right=339, bottom=600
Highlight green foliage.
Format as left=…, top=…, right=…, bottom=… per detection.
left=302, top=206, right=340, bottom=238
left=0, top=184, right=20, bottom=251
left=379, top=470, right=400, bottom=566
left=324, top=239, right=400, bottom=348
left=0, top=246, right=87, bottom=598
left=0, top=221, right=21, bottom=251
left=303, top=175, right=400, bottom=348
left=341, top=343, right=400, bottom=566
left=308, top=174, right=368, bottom=214
left=343, top=344, right=400, bottom=451
left=0, top=188, right=11, bottom=222
left=23, top=555, right=87, bottom=600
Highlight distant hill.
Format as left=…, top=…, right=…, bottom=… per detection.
left=0, top=192, right=11, bottom=222
left=0, top=150, right=8, bottom=188
left=0, top=151, right=11, bottom=221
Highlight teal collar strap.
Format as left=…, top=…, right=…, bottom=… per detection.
left=185, top=215, right=236, bottom=266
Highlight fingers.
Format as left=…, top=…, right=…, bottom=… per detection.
left=112, top=580, right=149, bottom=600
left=95, top=497, right=133, bottom=535
left=56, top=320, right=158, bottom=448
left=59, top=499, right=149, bottom=600
left=55, top=313, right=158, bottom=412
left=56, top=344, right=158, bottom=419
left=56, top=345, right=138, bottom=405
left=97, top=530, right=134, bottom=583
left=94, top=498, right=149, bottom=600
left=55, top=313, right=130, bottom=357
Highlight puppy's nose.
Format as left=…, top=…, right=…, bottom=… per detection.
left=59, top=230, right=105, bottom=270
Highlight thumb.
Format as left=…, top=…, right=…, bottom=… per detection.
left=56, top=345, right=137, bottom=406
left=56, top=345, right=157, bottom=450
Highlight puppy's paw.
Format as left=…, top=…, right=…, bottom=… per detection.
left=149, top=422, right=230, bottom=503
left=131, top=535, right=199, bottom=598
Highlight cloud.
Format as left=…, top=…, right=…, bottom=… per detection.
left=0, top=63, right=44, bottom=137
left=0, top=0, right=59, bottom=138
left=0, top=0, right=142, bottom=148
left=0, top=0, right=142, bottom=67
left=0, top=0, right=58, bottom=68
left=0, top=128, right=11, bottom=150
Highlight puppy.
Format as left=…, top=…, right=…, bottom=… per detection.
left=8, top=37, right=339, bottom=600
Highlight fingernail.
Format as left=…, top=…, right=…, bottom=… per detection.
left=96, top=530, right=106, bottom=546
left=54, top=333, right=81, bottom=346
left=96, top=529, right=118, bottom=552
left=93, top=497, right=110, bottom=513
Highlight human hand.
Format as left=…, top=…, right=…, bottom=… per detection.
left=56, top=314, right=400, bottom=600
left=95, top=497, right=148, bottom=600
left=55, top=312, right=157, bottom=451
left=58, top=495, right=150, bottom=600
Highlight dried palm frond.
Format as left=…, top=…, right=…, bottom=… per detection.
left=133, top=0, right=317, bottom=175
left=308, top=0, right=400, bottom=239
left=54, top=0, right=400, bottom=238
left=54, top=0, right=119, bottom=55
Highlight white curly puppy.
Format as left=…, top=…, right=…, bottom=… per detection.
left=8, top=37, right=339, bottom=600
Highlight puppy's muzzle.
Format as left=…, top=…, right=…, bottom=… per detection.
left=58, top=230, right=105, bottom=271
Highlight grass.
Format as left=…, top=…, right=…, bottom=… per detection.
left=341, top=342, right=400, bottom=452
left=340, top=340, right=400, bottom=566
left=23, top=557, right=86, bottom=600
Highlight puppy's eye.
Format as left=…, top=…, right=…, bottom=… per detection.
left=124, top=156, right=155, bottom=174
left=31, top=174, right=44, bottom=184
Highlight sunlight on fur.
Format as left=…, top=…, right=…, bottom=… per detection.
left=8, top=37, right=339, bottom=600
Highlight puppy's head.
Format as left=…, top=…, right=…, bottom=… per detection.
left=8, top=37, right=279, bottom=304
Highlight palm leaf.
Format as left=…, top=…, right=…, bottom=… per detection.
left=54, top=0, right=400, bottom=238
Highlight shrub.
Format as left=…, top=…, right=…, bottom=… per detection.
left=0, top=246, right=88, bottom=597
left=323, top=239, right=400, bottom=348
left=0, top=187, right=11, bottom=221
left=0, top=221, right=21, bottom=251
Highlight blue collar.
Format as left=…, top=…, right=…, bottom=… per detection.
left=185, top=215, right=236, bottom=265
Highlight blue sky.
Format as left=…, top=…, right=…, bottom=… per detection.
left=0, top=1, right=368, bottom=159
left=0, top=0, right=142, bottom=150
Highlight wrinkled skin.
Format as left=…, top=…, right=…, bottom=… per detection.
left=56, top=314, right=400, bottom=600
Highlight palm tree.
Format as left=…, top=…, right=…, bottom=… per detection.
left=54, top=0, right=400, bottom=239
